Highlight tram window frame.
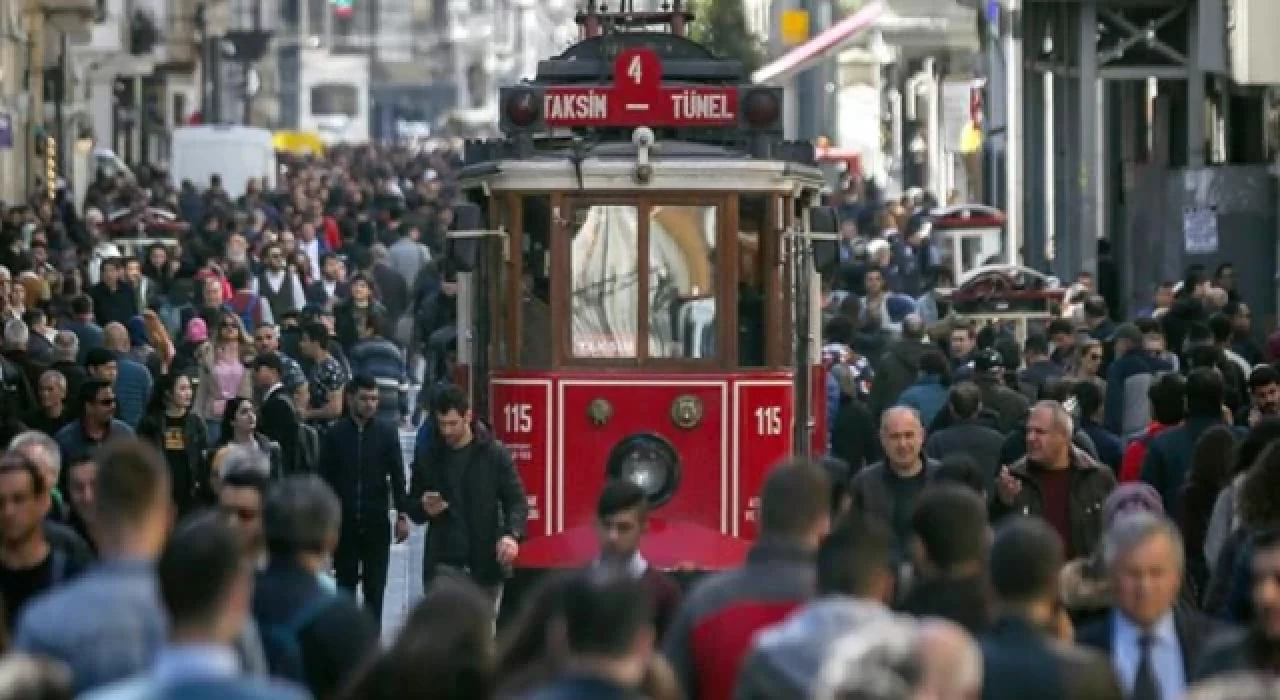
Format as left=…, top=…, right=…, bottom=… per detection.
left=554, top=194, right=734, bottom=369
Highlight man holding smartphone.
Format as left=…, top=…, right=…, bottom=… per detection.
left=409, top=384, right=527, bottom=611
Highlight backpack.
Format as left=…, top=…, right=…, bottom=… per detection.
left=260, top=593, right=338, bottom=683
left=227, top=292, right=262, bottom=332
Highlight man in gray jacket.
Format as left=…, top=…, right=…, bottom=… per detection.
left=735, top=514, right=899, bottom=700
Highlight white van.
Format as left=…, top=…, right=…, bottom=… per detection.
left=170, top=126, right=277, bottom=199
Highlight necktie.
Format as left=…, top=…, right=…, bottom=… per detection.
left=1132, top=634, right=1161, bottom=700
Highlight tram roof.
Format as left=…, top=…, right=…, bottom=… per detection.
left=458, top=139, right=826, bottom=193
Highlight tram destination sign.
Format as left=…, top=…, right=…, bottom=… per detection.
left=541, top=47, right=739, bottom=128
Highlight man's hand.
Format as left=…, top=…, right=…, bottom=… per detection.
left=996, top=466, right=1022, bottom=506
left=496, top=535, right=519, bottom=566
left=423, top=491, right=448, bottom=517
left=394, top=514, right=411, bottom=543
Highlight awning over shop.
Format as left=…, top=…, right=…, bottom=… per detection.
left=752, top=0, right=888, bottom=86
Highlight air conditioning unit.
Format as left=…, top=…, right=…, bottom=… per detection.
left=1230, top=0, right=1280, bottom=85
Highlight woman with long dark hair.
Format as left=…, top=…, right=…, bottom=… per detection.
left=137, top=373, right=209, bottom=516
left=1179, top=425, right=1238, bottom=600
left=208, top=397, right=281, bottom=489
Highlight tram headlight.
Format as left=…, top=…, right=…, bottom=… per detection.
left=606, top=433, right=680, bottom=507
left=742, top=88, right=782, bottom=130
left=504, top=89, right=541, bottom=129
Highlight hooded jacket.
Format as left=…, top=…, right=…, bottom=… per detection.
left=734, top=598, right=895, bottom=700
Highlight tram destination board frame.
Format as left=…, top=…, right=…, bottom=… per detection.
left=540, top=47, right=739, bottom=129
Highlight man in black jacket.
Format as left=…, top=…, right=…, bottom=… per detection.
left=253, top=354, right=303, bottom=475
left=981, top=517, right=1121, bottom=700
left=409, top=384, right=528, bottom=608
left=317, top=373, right=411, bottom=633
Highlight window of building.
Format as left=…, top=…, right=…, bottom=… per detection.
left=310, top=84, right=359, bottom=117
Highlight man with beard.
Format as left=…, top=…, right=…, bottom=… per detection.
left=1247, top=365, right=1280, bottom=425
left=0, top=452, right=86, bottom=629
left=254, top=243, right=306, bottom=320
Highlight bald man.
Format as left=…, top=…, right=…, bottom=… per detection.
left=917, top=619, right=984, bottom=700
left=848, top=406, right=941, bottom=553
left=99, top=322, right=152, bottom=428
left=992, top=400, right=1117, bottom=558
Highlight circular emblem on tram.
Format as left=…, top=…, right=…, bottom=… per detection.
left=670, top=395, right=703, bottom=430
left=588, top=398, right=614, bottom=427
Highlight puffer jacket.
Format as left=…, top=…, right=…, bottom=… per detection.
left=734, top=597, right=904, bottom=700
left=348, top=336, right=410, bottom=422
left=990, top=446, right=1117, bottom=558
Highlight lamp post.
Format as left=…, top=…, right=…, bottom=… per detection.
left=1002, top=0, right=1021, bottom=264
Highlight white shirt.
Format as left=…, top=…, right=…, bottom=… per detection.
left=299, top=238, right=321, bottom=280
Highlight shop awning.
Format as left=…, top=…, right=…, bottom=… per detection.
left=752, top=0, right=888, bottom=86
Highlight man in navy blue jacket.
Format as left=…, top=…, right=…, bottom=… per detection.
left=317, top=374, right=411, bottom=634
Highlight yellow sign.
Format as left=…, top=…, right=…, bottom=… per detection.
left=781, top=9, right=810, bottom=46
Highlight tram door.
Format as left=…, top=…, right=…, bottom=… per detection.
left=445, top=217, right=506, bottom=423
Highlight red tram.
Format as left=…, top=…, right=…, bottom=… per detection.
left=441, top=4, right=838, bottom=575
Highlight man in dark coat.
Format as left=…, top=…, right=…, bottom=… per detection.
left=867, top=313, right=929, bottom=424
left=1076, top=512, right=1222, bottom=698
left=408, top=383, right=527, bottom=606
left=924, top=382, right=1006, bottom=490
left=981, top=517, right=1121, bottom=700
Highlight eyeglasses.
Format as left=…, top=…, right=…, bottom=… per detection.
left=96, top=397, right=116, bottom=406
left=1087, top=354, right=1103, bottom=361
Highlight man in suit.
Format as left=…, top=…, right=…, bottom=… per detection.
left=251, top=355, right=301, bottom=475
left=980, top=517, right=1122, bottom=700
left=84, top=512, right=306, bottom=700
left=1077, top=512, right=1221, bottom=699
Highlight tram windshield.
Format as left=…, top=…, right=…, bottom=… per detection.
left=569, top=201, right=720, bottom=361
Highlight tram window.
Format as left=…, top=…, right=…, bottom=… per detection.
left=648, top=205, right=717, bottom=360
left=520, top=195, right=552, bottom=369
left=738, top=195, right=768, bottom=368
left=571, top=205, right=640, bottom=358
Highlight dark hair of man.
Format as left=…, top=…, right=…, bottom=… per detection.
left=823, top=316, right=856, bottom=347
left=1023, top=333, right=1050, bottom=357
left=220, top=461, right=271, bottom=498
left=932, top=455, right=986, bottom=497
left=1071, top=378, right=1104, bottom=420
left=1046, top=319, right=1074, bottom=338
left=1186, top=367, right=1226, bottom=419
left=1250, top=365, right=1280, bottom=393
left=911, top=484, right=988, bottom=571
left=158, top=512, right=246, bottom=629
left=228, top=266, right=252, bottom=292
left=0, top=452, right=45, bottom=495
left=1148, top=372, right=1186, bottom=426
left=947, top=382, right=982, bottom=421
left=1083, top=296, right=1109, bottom=320
left=1251, top=527, right=1280, bottom=559
left=300, top=321, right=329, bottom=345
left=346, top=373, right=377, bottom=395
left=559, top=570, right=653, bottom=657
left=596, top=479, right=647, bottom=522
left=918, top=350, right=951, bottom=384
left=430, top=384, right=471, bottom=417
left=1135, top=318, right=1162, bottom=337
left=78, top=378, right=112, bottom=409
left=816, top=513, right=892, bottom=597
left=251, top=353, right=283, bottom=376
left=1186, top=344, right=1222, bottom=372
left=1208, top=313, right=1233, bottom=344
left=21, top=309, right=42, bottom=329
left=83, top=347, right=115, bottom=372
left=1038, top=377, right=1075, bottom=403
left=70, top=295, right=93, bottom=316
left=94, top=439, right=170, bottom=533
left=264, top=474, right=342, bottom=556
left=989, top=517, right=1064, bottom=606
left=758, top=459, right=831, bottom=539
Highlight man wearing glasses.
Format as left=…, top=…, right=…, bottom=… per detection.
left=53, top=380, right=134, bottom=466
left=254, top=243, right=307, bottom=321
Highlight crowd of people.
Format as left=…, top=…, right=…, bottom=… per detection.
left=0, top=144, right=1275, bottom=700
